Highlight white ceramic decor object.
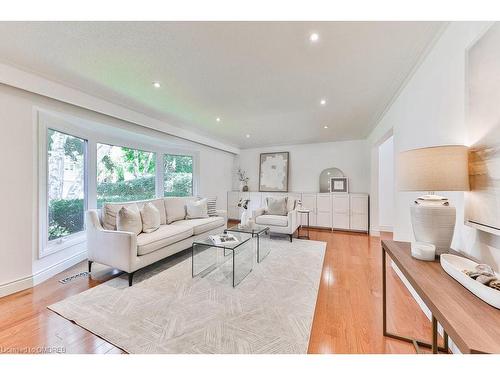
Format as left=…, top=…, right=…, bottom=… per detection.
left=440, top=254, right=500, bottom=309
left=411, top=242, right=436, bottom=261
left=411, top=203, right=456, bottom=256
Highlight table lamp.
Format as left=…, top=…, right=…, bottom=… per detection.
left=398, top=145, right=470, bottom=256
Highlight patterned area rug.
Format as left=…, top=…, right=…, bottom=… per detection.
left=49, top=238, right=326, bottom=354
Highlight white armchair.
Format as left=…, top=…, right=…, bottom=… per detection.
left=253, top=198, right=299, bottom=242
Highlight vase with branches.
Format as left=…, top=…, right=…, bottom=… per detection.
left=236, top=168, right=249, bottom=192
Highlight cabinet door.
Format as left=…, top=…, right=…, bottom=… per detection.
left=350, top=195, right=369, bottom=232
left=316, top=194, right=332, bottom=227
left=332, top=194, right=350, bottom=230
left=300, top=194, right=317, bottom=227
left=227, top=191, right=240, bottom=220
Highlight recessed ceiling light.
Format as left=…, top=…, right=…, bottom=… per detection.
left=152, top=81, right=161, bottom=88
left=323, top=125, right=328, bottom=129
left=245, top=134, right=251, bottom=138
left=216, top=117, right=221, bottom=123
left=309, top=33, right=319, bottom=43
left=320, top=98, right=327, bottom=106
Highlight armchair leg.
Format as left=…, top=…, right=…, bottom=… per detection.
left=88, top=260, right=93, bottom=273
left=128, top=272, right=135, bottom=287
left=289, top=234, right=293, bottom=242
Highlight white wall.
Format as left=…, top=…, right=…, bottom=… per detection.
left=237, top=140, right=370, bottom=194
left=0, top=83, right=235, bottom=296
left=378, top=136, right=394, bottom=231
left=368, top=21, right=500, bottom=271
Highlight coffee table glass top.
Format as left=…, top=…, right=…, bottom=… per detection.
left=193, top=231, right=251, bottom=250
left=225, top=223, right=269, bottom=235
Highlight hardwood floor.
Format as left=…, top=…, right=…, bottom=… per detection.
left=0, top=228, right=433, bottom=354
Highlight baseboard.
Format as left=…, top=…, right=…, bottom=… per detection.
left=391, top=261, right=460, bottom=353
left=378, top=225, right=393, bottom=232
left=0, top=250, right=87, bottom=298
left=0, top=275, right=34, bottom=298
left=370, top=229, right=380, bottom=237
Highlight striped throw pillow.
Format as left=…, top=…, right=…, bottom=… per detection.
left=207, top=197, right=217, bottom=216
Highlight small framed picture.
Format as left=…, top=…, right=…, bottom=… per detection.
left=330, top=177, right=348, bottom=193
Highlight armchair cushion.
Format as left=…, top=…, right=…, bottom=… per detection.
left=265, top=196, right=288, bottom=216
left=255, top=214, right=289, bottom=227
left=137, top=224, right=193, bottom=256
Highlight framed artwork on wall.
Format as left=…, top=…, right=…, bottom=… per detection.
left=330, top=177, right=348, bottom=193
left=259, top=152, right=289, bottom=192
left=465, top=23, right=500, bottom=235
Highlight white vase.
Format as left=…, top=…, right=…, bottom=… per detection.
left=240, top=210, right=249, bottom=226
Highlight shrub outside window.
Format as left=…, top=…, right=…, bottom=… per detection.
left=164, top=154, right=193, bottom=197
left=47, top=129, right=87, bottom=241
left=96, top=143, right=156, bottom=207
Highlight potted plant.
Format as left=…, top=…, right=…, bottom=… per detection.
left=236, top=168, right=249, bottom=192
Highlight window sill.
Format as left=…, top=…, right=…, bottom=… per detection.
left=40, top=232, right=86, bottom=258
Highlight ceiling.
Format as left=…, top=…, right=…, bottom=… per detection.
left=0, top=22, right=444, bottom=149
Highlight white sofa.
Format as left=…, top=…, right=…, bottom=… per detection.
left=86, top=197, right=226, bottom=286
left=253, top=197, right=299, bottom=242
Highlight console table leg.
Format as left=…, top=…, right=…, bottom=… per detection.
left=382, top=246, right=448, bottom=354
left=432, top=316, right=438, bottom=354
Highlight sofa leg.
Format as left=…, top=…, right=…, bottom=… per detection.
left=289, top=234, right=293, bottom=242
left=128, top=272, right=134, bottom=287
left=88, top=260, right=93, bottom=273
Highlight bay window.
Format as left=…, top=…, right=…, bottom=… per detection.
left=39, top=110, right=198, bottom=257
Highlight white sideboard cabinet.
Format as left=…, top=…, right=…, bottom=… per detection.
left=227, top=191, right=369, bottom=233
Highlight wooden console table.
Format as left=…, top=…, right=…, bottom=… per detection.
left=381, top=240, right=500, bottom=354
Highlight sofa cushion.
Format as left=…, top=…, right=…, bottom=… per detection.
left=102, top=202, right=139, bottom=230
left=171, top=216, right=225, bottom=235
left=136, top=224, right=193, bottom=256
left=255, top=214, right=289, bottom=227
left=186, top=198, right=209, bottom=219
left=164, top=197, right=196, bottom=224
left=140, top=202, right=161, bottom=233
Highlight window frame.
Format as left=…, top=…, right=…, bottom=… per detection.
left=37, top=108, right=200, bottom=258
left=38, top=117, right=89, bottom=257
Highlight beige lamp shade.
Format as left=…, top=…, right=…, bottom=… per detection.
left=398, top=145, right=470, bottom=192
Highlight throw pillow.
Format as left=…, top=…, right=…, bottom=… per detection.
left=140, top=202, right=161, bottom=233
left=101, top=202, right=139, bottom=230
left=206, top=197, right=217, bottom=216
left=117, top=206, right=142, bottom=235
left=186, top=198, right=209, bottom=219
left=266, top=196, right=288, bottom=216
left=164, top=197, right=195, bottom=224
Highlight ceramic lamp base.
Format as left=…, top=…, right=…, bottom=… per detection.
left=410, top=202, right=456, bottom=256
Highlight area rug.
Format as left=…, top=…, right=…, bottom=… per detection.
left=48, top=238, right=326, bottom=354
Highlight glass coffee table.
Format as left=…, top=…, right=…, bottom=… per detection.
left=225, top=224, right=271, bottom=263
left=192, top=232, right=254, bottom=287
